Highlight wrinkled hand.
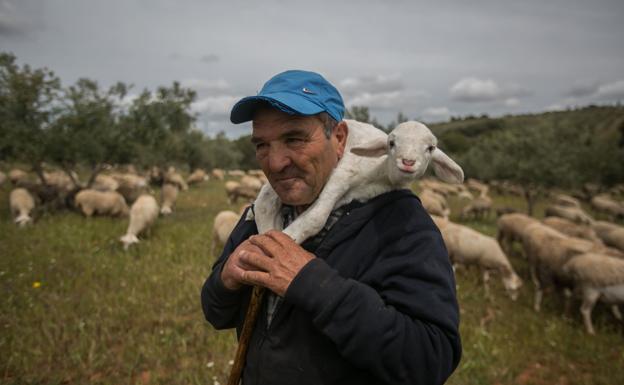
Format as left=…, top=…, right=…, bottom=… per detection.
left=239, top=230, right=316, bottom=296
left=220, top=239, right=266, bottom=291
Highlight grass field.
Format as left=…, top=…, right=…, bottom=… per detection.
left=1, top=180, right=623, bottom=384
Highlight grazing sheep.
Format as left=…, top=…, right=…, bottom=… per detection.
left=120, top=194, right=159, bottom=249
left=228, top=169, right=246, bottom=178
left=9, top=169, right=29, bottom=185
left=521, top=222, right=622, bottom=312
left=187, top=169, right=209, bottom=185
left=254, top=119, right=464, bottom=244
left=240, top=175, right=263, bottom=193
left=553, top=193, right=581, bottom=208
left=419, top=188, right=450, bottom=218
left=562, top=252, right=624, bottom=334
left=111, top=173, right=149, bottom=204
left=460, top=189, right=492, bottom=220
left=542, top=216, right=604, bottom=245
left=164, top=170, right=188, bottom=191
left=544, top=204, right=594, bottom=225
left=496, top=213, right=540, bottom=257
left=160, top=183, right=179, bottom=215
left=591, top=194, right=624, bottom=220
left=433, top=216, right=523, bottom=300
left=211, top=168, right=225, bottom=181
left=465, top=178, right=488, bottom=194
left=74, top=189, right=129, bottom=217
left=9, top=188, right=35, bottom=226
left=592, top=223, right=624, bottom=252
left=212, top=210, right=241, bottom=256
left=43, top=170, right=79, bottom=192
left=91, top=174, right=120, bottom=191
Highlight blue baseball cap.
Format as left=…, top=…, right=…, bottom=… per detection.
left=230, top=70, right=345, bottom=124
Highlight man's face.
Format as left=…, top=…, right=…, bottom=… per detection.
left=252, top=108, right=347, bottom=209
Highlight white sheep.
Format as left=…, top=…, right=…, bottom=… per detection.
left=433, top=216, right=523, bottom=300
left=160, top=183, right=179, bottom=215
left=9, top=169, right=29, bottom=185
left=542, top=216, right=604, bottom=245
left=419, top=188, right=450, bottom=218
left=74, top=189, right=129, bottom=217
left=91, top=174, right=120, bottom=191
left=120, top=194, right=159, bottom=249
left=254, top=119, right=464, bottom=244
left=212, top=210, right=241, bottom=256
left=496, top=212, right=540, bottom=258
left=10, top=188, right=36, bottom=227
left=544, top=204, right=594, bottom=225
left=562, top=252, right=624, bottom=334
left=591, top=194, right=624, bottom=220
left=211, top=168, right=225, bottom=181
left=187, top=169, right=209, bottom=185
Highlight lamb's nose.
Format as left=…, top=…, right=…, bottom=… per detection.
left=402, top=159, right=416, bottom=166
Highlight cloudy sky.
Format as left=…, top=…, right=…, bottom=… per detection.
left=2, top=0, right=623, bottom=138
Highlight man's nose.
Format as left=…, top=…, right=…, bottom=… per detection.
left=267, top=145, right=292, bottom=173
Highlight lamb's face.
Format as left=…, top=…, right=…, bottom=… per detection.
left=387, top=121, right=438, bottom=185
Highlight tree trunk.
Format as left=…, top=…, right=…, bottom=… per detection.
left=86, top=164, right=104, bottom=188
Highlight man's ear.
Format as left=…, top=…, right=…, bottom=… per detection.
left=333, top=121, right=349, bottom=160
left=350, top=137, right=388, bottom=157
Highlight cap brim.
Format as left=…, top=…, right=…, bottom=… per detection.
left=230, top=92, right=325, bottom=124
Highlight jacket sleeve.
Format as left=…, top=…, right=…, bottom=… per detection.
left=201, top=212, right=255, bottom=330
left=284, top=207, right=461, bottom=385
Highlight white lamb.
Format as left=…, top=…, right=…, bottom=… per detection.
left=10, top=188, right=36, bottom=227
left=212, top=210, right=241, bottom=256
left=254, top=119, right=464, bottom=243
left=120, top=194, right=159, bottom=249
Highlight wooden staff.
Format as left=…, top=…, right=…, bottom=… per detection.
left=226, top=285, right=266, bottom=385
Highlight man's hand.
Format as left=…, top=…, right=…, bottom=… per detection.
left=239, top=230, right=316, bottom=296
left=220, top=239, right=266, bottom=291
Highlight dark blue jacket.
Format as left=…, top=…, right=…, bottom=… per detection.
left=201, top=189, right=461, bottom=385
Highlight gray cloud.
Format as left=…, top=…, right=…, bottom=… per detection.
left=565, top=81, right=601, bottom=98
left=200, top=53, right=219, bottom=64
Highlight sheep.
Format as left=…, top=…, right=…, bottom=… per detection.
left=496, top=212, right=539, bottom=258
left=432, top=216, right=523, bottom=300
left=211, top=168, right=225, bottom=181
left=187, top=169, right=209, bottom=185
left=521, top=222, right=623, bottom=312
left=544, top=204, right=594, bottom=225
left=240, top=175, right=264, bottom=193
left=419, top=188, right=450, bottom=218
left=553, top=193, right=581, bottom=208
left=225, top=180, right=258, bottom=204
left=110, top=172, right=149, bottom=204
left=160, top=183, right=179, bottom=215
left=254, top=119, right=464, bottom=244
left=9, top=169, right=29, bottom=185
left=593, top=224, right=624, bottom=252
left=9, top=188, right=35, bottom=227
left=120, top=194, right=159, bottom=249
left=562, top=252, right=624, bottom=334
left=164, top=169, right=188, bottom=191
left=228, top=169, right=246, bottom=178
left=212, top=210, right=241, bottom=256
left=74, top=189, right=129, bottom=217
left=591, top=194, right=624, bottom=220
left=91, top=174, right=120, bottom=191
left=460, top=189, right=492, bottom=220
left=542, top=216, right=604, bottom=245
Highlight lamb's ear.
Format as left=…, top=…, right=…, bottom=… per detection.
left=350, top=137, right=388, bottom=157
left=431, top=148, right=464, bottom=184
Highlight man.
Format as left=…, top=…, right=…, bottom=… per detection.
left=201, top=70, right=461, bottom=385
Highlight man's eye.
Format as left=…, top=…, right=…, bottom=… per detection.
left=255, top=143, right=268, bottom=151
left=286, top=138, right=303, bottom=144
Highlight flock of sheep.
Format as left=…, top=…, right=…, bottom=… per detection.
left=419, top=177, right=624, bottom=335
left=3, top=154, right=624, bottom=335
left=2, top=166, right=263, bottom=252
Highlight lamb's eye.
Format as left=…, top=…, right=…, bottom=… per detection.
left=389, top=140, right=395, bottom=148
left=427, top=145, right=435, bottom=152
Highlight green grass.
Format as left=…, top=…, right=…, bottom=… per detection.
left=1, top=181, right=623, bottom=384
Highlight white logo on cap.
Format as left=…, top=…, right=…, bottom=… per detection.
left=302, top=87, right=315, bottom=94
